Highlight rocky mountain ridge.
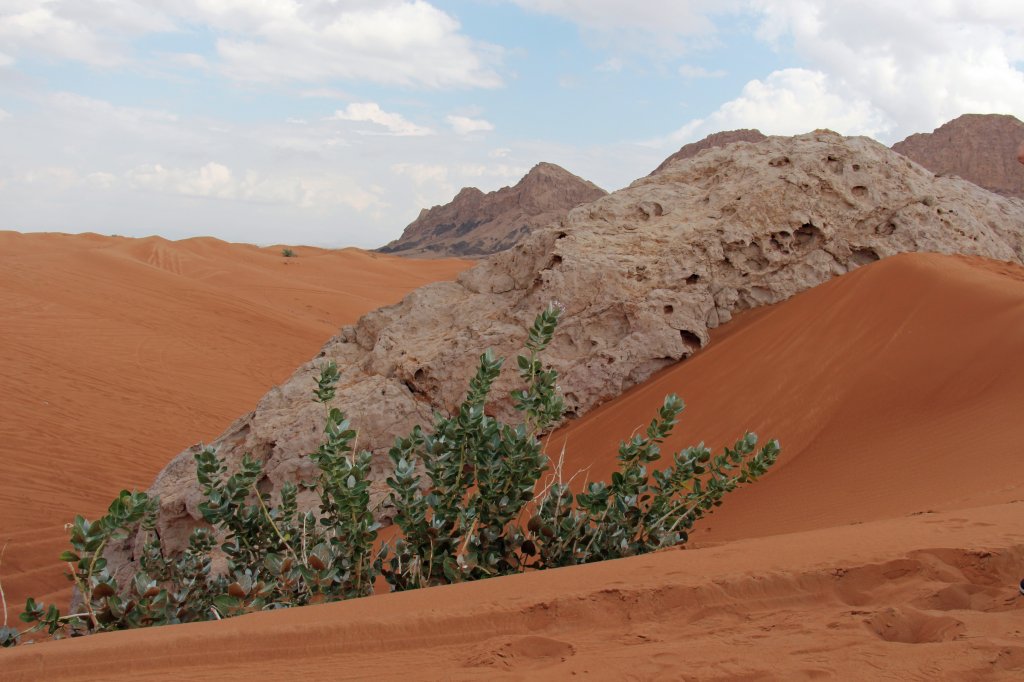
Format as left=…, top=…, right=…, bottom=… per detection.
left=110, top=130, right=1024, bottom=579
left=892, top=113, right=1024, bottom=199
left=378, top=162, right=606, bottom=258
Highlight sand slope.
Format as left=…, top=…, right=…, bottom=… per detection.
left=4, top=506, right=1023, bottom=680
left=555, top=252, right=1024, bottom=543
left=3, top=251, right=1024, bottom=678
left=0, top=231, right=469, bottom=618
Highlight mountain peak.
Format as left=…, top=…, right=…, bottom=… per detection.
left=378, top=163, right=606, bottom=258
left=892, top=114, right=1024, bottom=199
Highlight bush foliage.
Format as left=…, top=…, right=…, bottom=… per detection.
left=1, top=305, right=779, bottom=646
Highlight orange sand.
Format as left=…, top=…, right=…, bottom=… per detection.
left=554, top=253, right=1024, bottom=543
left=3, top=250, right=1024, bottom=679
left=4, top=503, right=1023, bottom=680
left=0, top=231, right=469, bottom=622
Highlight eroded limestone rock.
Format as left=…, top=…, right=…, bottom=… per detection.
left=110, top=131, right=1024, bottom=580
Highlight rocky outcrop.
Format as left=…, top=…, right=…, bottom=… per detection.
left=378, top=162, right=607, bottom=257
left=651, top=129, right=767, bottom=175
left=111, top=130, right=1024, bottom=580
left=892, top=114, right=1024, bottom=199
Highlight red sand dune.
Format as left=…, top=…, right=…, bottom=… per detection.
left=4, top=250, right=1024, bottom=679
left=0, top=231, right=469, bottom=622
left=554, top=253, right=1024, bottom=543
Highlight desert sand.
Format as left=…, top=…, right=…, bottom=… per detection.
left=3, top=250, right=1023, bottom=679
left=0, top=231, right=469, bottom=625
left=554, top=252, right=1024, bottom=542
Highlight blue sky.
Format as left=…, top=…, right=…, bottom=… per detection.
left=1, top=1, right=1023, bottom=248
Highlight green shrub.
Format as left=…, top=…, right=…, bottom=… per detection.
left=281, top=248, right=296, bottom=257
left=3, top=305, right=779, bottom=645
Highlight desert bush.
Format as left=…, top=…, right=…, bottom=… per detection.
left=4, top=305, right=779, bottom=645
left=281, top=248, right=296, bottom=257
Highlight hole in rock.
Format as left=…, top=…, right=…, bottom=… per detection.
left=636, top=202, right=664, bottom=220
left=686, top=274, right=700, bottom=285
left=850, top=247, right=881, bottom=267
left=663, top=304, right=674, bottom=314
left=852, top=185, right=868, bottom=197
left=796, top=223, right=822, bottom=246
left=680, top=330, right=702, bottom=350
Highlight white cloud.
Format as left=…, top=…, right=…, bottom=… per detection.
left=127, top=162, right=235, bottom=199
left=489, top=147, right=511, bottom=158
left=0, top=90, right=532, bottom=247
left=330, top=102, right=433, bottom=136
left=668, top=68, right=890, bottom=143
left=22, top=165, right=79, bottom=189
left=392, top=162, right=449, bottom=186
left=596, top=57, right=623, bottom=73
left=750, top=0, right=1024, bottom=140
left=0, top=1, right=174, bottom=67
left=678, top=64, right=726, bottom=78
left=85, top=171, right=117, bottom=189
left=446, top=115, right=494, bottom=135
left=457, top=163, right=528, bottom=180
left=48, top=92, right=179, bottom=126
left=0, top=108, right=10, bottom=122
left=194, top=0, right=502, bottom=88
left=124, top=161, right=385, bottom=212
left=391, top=160, right=528, bottom=209
left=0, top=1, right=502, bottom=89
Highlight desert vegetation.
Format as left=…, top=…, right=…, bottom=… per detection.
left=1, top=306, right=778, bottom=647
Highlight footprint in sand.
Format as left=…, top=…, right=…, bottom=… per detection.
left=464, top=635, right=576, bottom=670
left=864, top=606, right=965, bottom=644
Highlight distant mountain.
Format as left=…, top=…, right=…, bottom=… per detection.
left=651, top=129, right=767, bottom=175
left=379, top=162, right=606, bottom=258
left=892, top=114, right=1024, bottom=199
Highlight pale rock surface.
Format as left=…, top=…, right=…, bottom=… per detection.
left=110, top=130, right=1024, bottom=578
left=892, top=113, right=1024, bottom=199
left=651, top=129, right=767, bottom=175
left=378, top=162, right=606, bottom=257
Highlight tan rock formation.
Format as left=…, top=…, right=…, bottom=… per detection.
left=110, top=130, right=1024, bottom=579
left=892, top=113, right=1024, bottom=199
left=651, top=129, right=767, bottom=175
left=378, top=162, right=606, bottom=257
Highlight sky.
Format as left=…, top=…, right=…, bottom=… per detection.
left=1, top=1, right=1023, bottom=248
